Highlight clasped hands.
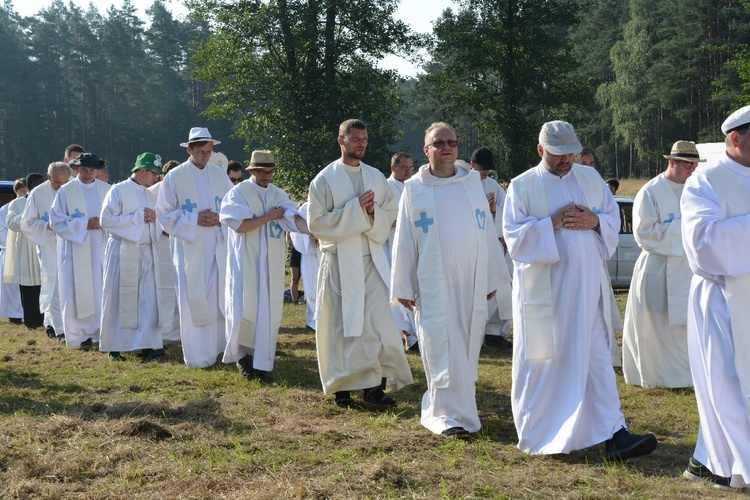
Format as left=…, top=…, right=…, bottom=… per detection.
left=359, top=189, right=376, bottom=215
left=551, top=202, right=599, bottom=231
left=143, top=208, right=156, bottom=224
left=197, top=209, right=220, bottom=227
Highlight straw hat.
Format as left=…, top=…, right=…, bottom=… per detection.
left=663, top=141, right=705, bottom=162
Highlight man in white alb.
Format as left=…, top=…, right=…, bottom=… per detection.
left=681, top=105, right=750, bottom=491
left=148, top=160, right=181, bottom=346
left=504, top=120, right=657, bottom=459
left=385, top=151, right=418, bottom=351
left=221, top=150, right=307, bottom=383
left=22, top=162, right=70, bottom=341
left=307, top=118, right=413, bottom=409
left=156, top=127, right=232, bottom=368
left=100, top=153, right=170, bottom=361
left=0, top=179, right=27, bottom=325
left=392, top=123, right=510, bottom=438
left=622, top=141, right=701, bottom=388
left=50, top=153, right=110, bottom=350
left=470, top=147, right=513, bottom=350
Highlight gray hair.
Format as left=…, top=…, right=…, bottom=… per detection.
left=424, top=122, right=457, bottom=145
left=48, top=161, right=71, bottom=177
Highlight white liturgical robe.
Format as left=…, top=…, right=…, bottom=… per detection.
left=156, top=160, right=232, bottom=367
left=99, top=179, right=167, bottom=353
left=50, top=178, right=109, bottom=347
left=148, top=181, right=180, bottom=344
left=391, top=163, right=510, bottom=435
left=681, top=153, right=750, bottom=489
left=308, top=159, right=413, bottom=395
left=623, top=173, right=692, bottom=388
left=480, top=176, right=513, bottom=339
left=289, top=202, right=319, bottom=330
left=6, top=197, right=41, bottom=287
left=21, top=180, right=64, bottom=334
left=221, top=180, right=300, bottom=371
left=385, top=174, right=417, bottom=346
left=0, top=202, right=22, bottom=318
left=504, top=163, right=626, bottom=454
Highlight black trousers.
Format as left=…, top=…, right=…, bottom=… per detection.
left=19, top=284, right=43, bottom=328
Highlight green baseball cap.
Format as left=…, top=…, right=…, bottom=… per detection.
left=132, top=152, right=163, bottom=173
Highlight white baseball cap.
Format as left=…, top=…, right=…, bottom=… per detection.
left=539, top=120, right=582, bottom=155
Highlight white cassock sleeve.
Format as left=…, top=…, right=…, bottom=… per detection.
left=307, top=174, right=396, bottom=244
left=390, top=191, right=419, bottom=302
left=502, top=189, right=560, bottom=264
left=21, top=193, right=50, bottom=247
left=99, top=187, right=147, bottom=244
left=219, top=187, right=299, bottom=234
left=682, top=173, right=750, bottom=277
left=50, top=189, right=88, bottom=245
left=0, top=204, right=8, bottom=246
left=7, top=201, right=23, bottom=233
left=155, top=172, right=198, bottom=243
left=632, top=187, right=682, bottom=256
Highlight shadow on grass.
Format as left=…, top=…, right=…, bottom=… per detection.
left=0, top=367, right=86, bottom=415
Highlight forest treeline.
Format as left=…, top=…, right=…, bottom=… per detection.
left=2, top=0, right=750, bottom=190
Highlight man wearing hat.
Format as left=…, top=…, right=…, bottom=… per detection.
left=21, top=162, right=70, bottom=341
left=99, top=153, right=169, bottom=361
left=50, top=153, right=111, bottom=350
left=156, top=127, right=232, bottom=368
left=680, top=105, right=750, bottom=491
left=470, top=147, right=513, bottom=350
left=220, top=150, right=307, bottom=382
left=622, top=141, right=703, bottom=389
left=504, top=120, right=657, bottom=458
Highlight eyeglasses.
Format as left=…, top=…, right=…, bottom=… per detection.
left=253, top=169, right=276, bottom=176
left=229, top=177, right=243, bottom=184
left=428, top=140, right=458, bottom=149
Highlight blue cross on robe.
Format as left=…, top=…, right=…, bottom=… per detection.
left=663, top=212, right=676, bottom=223
left=181, top=199, right=198, bottom=213
left=41, top=212, right=49, bottom=222
left=414, top=211, right=434, bottom=234
left=71, top=208, right=86, bottom=219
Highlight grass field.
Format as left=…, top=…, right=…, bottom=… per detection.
left=615, top=178, right=648, bottom=197
left=0, top=285, right=736, bottom=499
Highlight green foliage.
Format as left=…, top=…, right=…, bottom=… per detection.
left=594, top=0, right=750, bottom=177
left=189, top=0, right=420, bottom=198
left=419, top=0, right=591, bottom=178
left=0, top=0, right=243, bottom=182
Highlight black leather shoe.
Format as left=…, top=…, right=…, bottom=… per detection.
left=252, top=369, right=274, bottom=384
left=442, top=427, right=470, bottom=439
left=605, top=427, right=657, bottom=460
left=236, top=354, right=254, bottom=379
left=334, top=391, right=355, bottom=408
left=79, top=338, right=93, bottom=351
left=362, top=387, right=397, bottom=408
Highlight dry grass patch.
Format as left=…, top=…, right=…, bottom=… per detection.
left=615, top=178, right=649, bottom=197
left=0, top=296, right=738, bottom=498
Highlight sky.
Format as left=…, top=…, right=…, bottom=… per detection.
left=11, top=0, right=458, bottom=78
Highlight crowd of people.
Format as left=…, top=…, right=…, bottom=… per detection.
left=1, top=107, right=749, bottom=492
